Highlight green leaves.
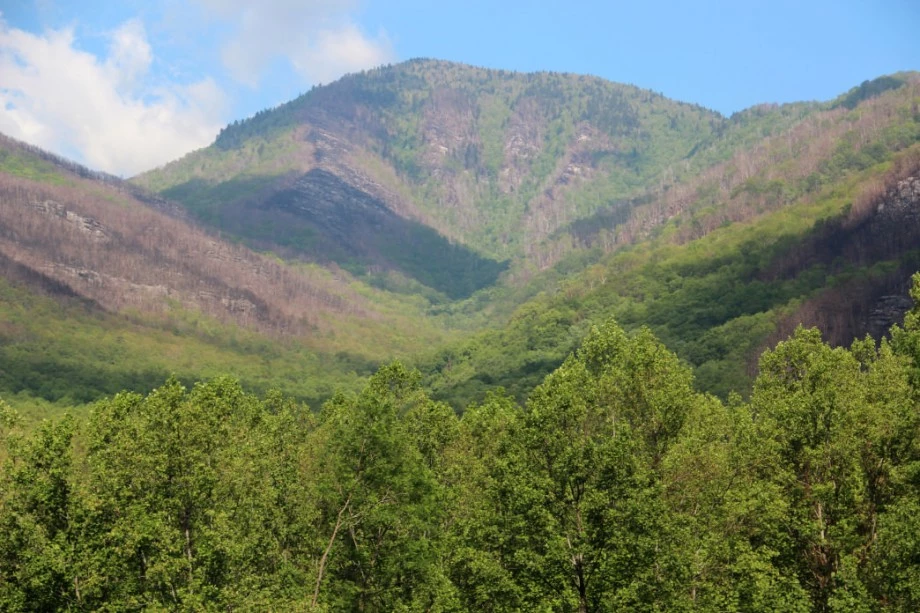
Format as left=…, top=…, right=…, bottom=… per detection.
left=310, top=361, right=452, bottom=611
left=746, top=324, right=920, bottom=610
left=438, top=321, right=702, bottom=610
left=0, top=414, right=77, bottom=611
left=2, top=292, right=920, bottom=610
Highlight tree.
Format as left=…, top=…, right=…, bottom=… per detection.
left=81, top=377, right=316, bottom=608
left=0, top=405, right=79, bottom=611
left=310, top=362, right=451, bottom=610
left=447, top=321, right=702, bottom=611
left=442, top=390, right=529, bottom=612
left=750, top=326, right=919, bottom=611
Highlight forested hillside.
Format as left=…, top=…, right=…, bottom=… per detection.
left=2, top=65, right=919, bottom=418
left=137, top=59, right=804, bottom=296
left=420, top=75, right=920, bottom=405
left=0, top=134, right=453, bottom=409
left=131, top=64, right=920, bottom=408
left=3, top=279, right=919, bottom=610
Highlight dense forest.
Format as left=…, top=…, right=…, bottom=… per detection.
left=2, top=276, right=920, bottom=611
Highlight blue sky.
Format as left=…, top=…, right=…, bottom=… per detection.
left=1, top=0, right=917, bottom=176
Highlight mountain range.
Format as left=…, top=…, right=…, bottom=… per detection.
left=1, top=59, right=919, bottom=413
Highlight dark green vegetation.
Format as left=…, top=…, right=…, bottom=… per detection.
left=834, top=75, right=907, bottom=110
left=3, top=280, right=920, bottom=610
left=164, top=169, right=507, bottom=300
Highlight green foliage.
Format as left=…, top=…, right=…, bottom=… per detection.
left=160, top=170, right=509, bottom=300
left=311, top=362, right=450, bottom=610
left=481, top=322, right=698, bottom=609
left=129, top=65, right=920, bottom=416
left=0, top=149, right=70, bottom=185
left=0, top=275, right=376, bottom=409
left=137, top=59, right=738, bottom=265
left=4, top=64, right=920, bottom=611
left=428, top=138, right=920, bottom=407
left=0, top=415, right=77, bottom=610
left=834, top=76, right=906, bottom=110
left=741, top=322, right=919, bottom=610
left=2, top=298, right=920, bottom=609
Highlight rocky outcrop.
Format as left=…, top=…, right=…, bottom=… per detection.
left=768, top=170, right=920, bottom=346
left=865, top=176, right=920, bottom=336
left=421, top=87, right=479, bottom=175
left=500, top=98, right=545, bottom=194
left=306, top=127, right=423, bottom=223
left=28, top=199, right=109, bottom=242
left=868, top=294, right=914, bottom=338
left=875, top=176, right=920, bottom=223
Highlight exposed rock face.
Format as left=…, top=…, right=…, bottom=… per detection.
left=28, top=199, right=109, bottom=242
left=500, top=98, right=545, bottom=194
left=868, top=294, right=914, bottom=338
left=270, top=168, right=394, bottom=250
left=875, top=176, right=920, bottom=228
left=0, top=163, right=382, bottom=337
left=766, top=169, right=920, bottom=348
left=258, top=168, right=507, bottom=299
left=522, top=122, right=613, bottom=246
left=421, top=87, right=478, bottom=174
left=306, top=127, right=420, bottom=223
left=866, top=175, right=920, bottom=336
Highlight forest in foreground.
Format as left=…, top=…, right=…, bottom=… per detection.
left=2, top=276, right=919, bottom=612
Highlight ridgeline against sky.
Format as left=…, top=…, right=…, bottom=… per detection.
left=1, top=0, right=917, bottom=175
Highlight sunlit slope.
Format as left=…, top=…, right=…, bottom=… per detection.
left=136, top=59, right=792, bottom=294
left=419, top=75, right=920, bottom=405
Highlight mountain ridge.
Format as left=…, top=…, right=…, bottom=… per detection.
left=1, top=60, right=918, bottom=410
left=133, top=59, right=743, bottom=289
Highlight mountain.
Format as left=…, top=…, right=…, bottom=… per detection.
left=418, top=75, right=920, bottom=404
left=2, top=61, right=918, bottom=412
left=0, top=133, right=452, bottom=409
left=137, top=59, right=808, bottom=297
left=133, top=61, right=920, bottom=404
left=3, top=63, right=920, bottom=611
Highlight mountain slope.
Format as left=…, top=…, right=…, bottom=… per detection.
left=5, top=65, right=919, bottom=412
left=0, top=134, right=452, bottom=408
left=417, top=75, right=920, bottom=405
left=132, top=64, right=920, bottom=405
left=136, top=59, right=765, bottom=295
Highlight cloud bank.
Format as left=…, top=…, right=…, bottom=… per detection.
left=0, top=18, right=226, bottom=176
left=196, top=0, right=393, bottom=87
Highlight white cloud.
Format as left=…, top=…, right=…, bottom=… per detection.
left=0, top=2, right=393, bottom=176
left=0, top=18, right=226, bottom=176
left=105, top=19, right=153, bottom=91
left=196, top=0, right=394, bottom=87
left=294, top=23, right=393, bottom=85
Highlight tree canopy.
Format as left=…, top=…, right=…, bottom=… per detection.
left=2, top=278, right=920, bottom=610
